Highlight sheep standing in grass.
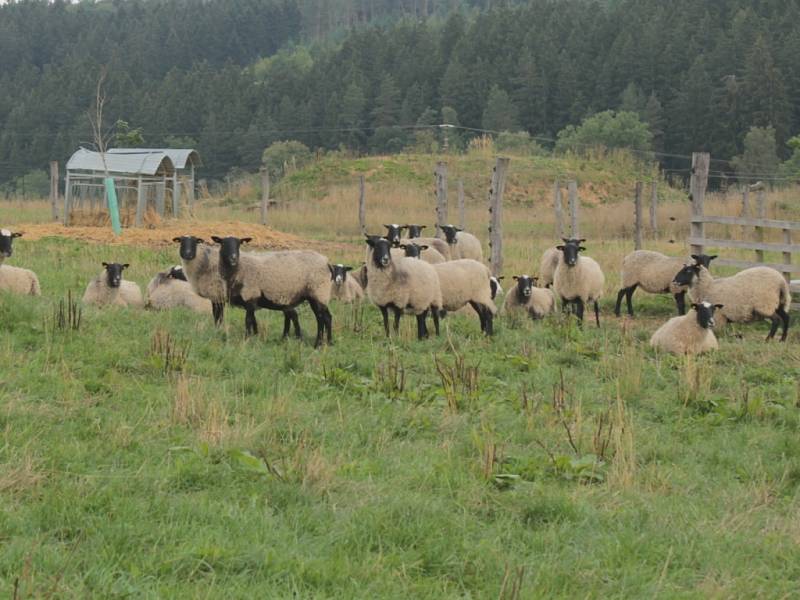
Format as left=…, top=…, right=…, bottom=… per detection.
left=82, top=262, right=143, bottom=307
left=432, top=259, right=497, bottom=335
left=329, top=263, right=364, bottom=303
left=503, top=275, right=555, bottom=319
left=399, top=242, right=447, bottom=264
left=615, top=252, right=716, bottom=317
left=401, top=224, right=427, bottom=238
left=383, top=224, right=404, bottom=246
left=540, top=239, right=584, bottom=287
left=212, top=236, right=333, bottom=347
left=672, top=263, right=791, bottom=341
left=146, top=266, right=212, bottom=314
left=365, top=236, right=442, bottom=339
left=553, top=242, right=605, bottom=326
left=398, top=226, right=452, bottom=260
left=440, top=225, right=483, bottom=262
left=650, top=301, right=722, bottom=354
left=0, top=229, right=22, bottom=266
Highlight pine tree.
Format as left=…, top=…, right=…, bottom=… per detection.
left=512, top=49, right=546, bottom=134
left=619, top=83, right=646, bottom=115
left=742, top=35, right=791, bottom=147
left=482, top=85, right=520, bottom=133
left=371, top=74, right=401, bottom=127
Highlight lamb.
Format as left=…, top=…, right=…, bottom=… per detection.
left=365, top=235, right=442, bottom=339
left=672, top=263, right=791, bottom=341
left=329, top=263, right=364, bottom=303
left=432, top=259, right=497, bottom=335
left=212, top=236, right=333, bottom=347
left=502, top=275, right=556, bottom=319
left=146, top=265, right=212, bottom=314
left=0, top=264, right=41, bottom=296
left=649, top=301, right=722, bottom=354
left=440, top=225, right=483, bottom=261
left=82, top=262, right=143, bottom=307
left=540, top=238, right=584, bottom=288
left=0, top=229, right=22, bottom=265
left=398, top=242, right=447, bottom=264
left=615, top=252, right=716, bottom=317
left=553, top=241, right=605, bottom=326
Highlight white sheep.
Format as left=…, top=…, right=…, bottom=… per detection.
left=539, top=239, right=584, bottom=287
left=0, top=264, right=41, bottom=296
left=213, top=236, right=333, bottom=346
left=398, top=242, right=447, bottom=264
left=398, top=236, right=452, bottom=260
left=440, top=225, right=483, bottom=261
left=553, top=242, right=605, bottom=326
left=650, top=301, right=722, bottom=354
left=502, top=275, right=555, bottom=319
left=432, top=259, right=497, bottom=334
left=82, top=262, right=143, bottom=308
left=146, top=266, right=212, bottom=314
left=672, top=263, right=791, bottom=341
left=174, top=236, right=228, bottom=325
left=329, top=263, right=364, bottom=304
left=365, top=236, right=443, bottom=339
left=615, top=251, right=716, bottom=316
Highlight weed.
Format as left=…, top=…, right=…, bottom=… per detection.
left=49, top=290, right=82, bottom=333
left=149, top=328, right=190, bottom=375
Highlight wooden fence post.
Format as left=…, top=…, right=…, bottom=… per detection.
left=689, top=152, right=709, bottom=255
left=435, top=161, right=448, bottom=233
left=488, top=157, right=510, bottom=277
left=649, top=181, right=657, bottom=233
left=754, top=188, right=767, bottom=264
left=783, top=229, right=792, bottom=285
left=260, top=167, right=270, bottom=226
left=634, top=181, right=643, bottom=250
left=49, top=161, right=59, bottom=221
left=358, top=175, right=366, bottom=235
left=135, top=177, right=145, bottom=227
left=63, top=171, right=72, bottom=225
left=458, top=179, right=465, bottom=229
left=553, top=179, right=564, bottom=237
left=173, top=173, right=181, bottom=218
left=741, top=187, right=750, bottom=217
left=568, top=180, right=579, bottom=238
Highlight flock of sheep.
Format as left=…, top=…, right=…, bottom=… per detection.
left=0, top=224, right=792, bottom=354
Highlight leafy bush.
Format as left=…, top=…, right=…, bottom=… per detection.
left=555, top=110, right=653, bottom=155
left=732, top=126, right=779, bottom=183
left=495, top=131, right=546, bottom=156
left=262, top=140, right=313, bottom=180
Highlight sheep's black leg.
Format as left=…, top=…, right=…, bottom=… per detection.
left=484, top=307, right=494, bottom=336
left=212, top=302, right=224, bottom=326
left=431, top=307, right=440, bottom=336
left=674, top=291, right=687, bottom=315
left=767, top=315, right=780, bottom=340
left=245, top=308, right=258, bottom=337
left=625, top=285, right=636, bottom=316
left=470, top=301, right=486, bottom=333
left=575, top=298, right=584, bottom=324
left=380, top=305, right=390, bottom=337
left=777, top=306, right=790, bottom=342
left=392, top=306, right=402, bottom=333
left=281, top=312, right=291, bottom=339
left=614, top=288, right=626, bottom=317
left=416, top=310, right=429, bottom=340
left=307, top=299, right=325, bottom=348
left=594, top=300, right=601, bottom=328
left=290, top=309, right=302, bottom=338
left=322, top=305, right=333, bottom=344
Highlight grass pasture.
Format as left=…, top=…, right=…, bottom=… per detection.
left=2, top=159, right=800, bottom=597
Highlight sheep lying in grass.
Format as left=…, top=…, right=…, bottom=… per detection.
left=672, top=263, right=791, bottom=341
left=553, top=241, right=605, bottom=326
left=329, top=263, right=364, bottom=303
left=440, top=225, right=483, bottom=261
left=146, top=266, right=212, bottom=314
left=540, top=238, right=584, bottom=287
left=615, top=251, right=716, bottom=317
left=365, top=236, right=442, bottom=339
left=433, top=259, right=497, bottom=335
left=0, top=264, right=41, bottom=296
left=502, top=275, right=555, bottom=320
left=398, top=242, right=447, bottom=264
left=82, top=262, right=143, bottom=307
left=213, top=236, right=333, bottom=347
left=650, top=301, right=722, bottom=354
left=0, top=229, right=22, bottom=265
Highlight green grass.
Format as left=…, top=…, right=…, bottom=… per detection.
left=1, top=236, right=800, bottom=597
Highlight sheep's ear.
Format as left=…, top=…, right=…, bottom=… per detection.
left=327, top=264, right=334, bottom=276
left=344, top=266, right=353, bottom=272
left=532, top=277, right=539, bottom=284
left=691, top=254, right=700, bottom=261
left=561, top=238, right=571, bottom=243
left=172, top=237, right=181, bottom=243
left=399, top=244, right=407, bottom=249
left=382, top=224, right=391, bottom=228
left=497, top=276, right=505, bottom=280
left=709, top=255, right=718, bottom=261
left=455, top=227, right=463, bottom=232
left=690, top=303, right=699, bottom=310
left=11, top=232, right=22, bottom=238
left=714, top=303, right=724, bottom=310
left=512, top=275, right=520, bottom=281
left=578, top=238, right=586, bottom=243
left=420, top=245, right=429, bottom=250
left=195, top=237, right=205, bottom=244
left=102, top=262, right=109, bottom=268
left=365, top=237, right=376, bottom=247
left=579, top=246, right=586, bottom=251
left=210, top=236, right=223, bottom=244
left=556, top=245, right=565, bottom=251
left=240, top=237, right=252, bottom=244
left=122, top=263, right=130, bottom=269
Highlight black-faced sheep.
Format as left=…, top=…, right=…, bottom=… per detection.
left=399, top=242, right=447, bottom=264
left=383, top=224, right=404, bottom=246
left=440, top=225, right=483, bottom=262
left=615, top=252, right=716, bottom=317
left=540, top=238, right=584, bottom=288
left=401, top=224, right=427, bottom=238
left=672, top=263, right=791, bottom=341
left=0, top=229, right=22, bottom=265
left=553, top=242, right=605, bottom=326
left=650, top=301, right=722, bottom=354
left=432, top=259, right=497, bottom=335
left=502, top=275, right=556, bottom=319
left=212, top=236, right=333, bottom=347
left=146, top=266, right=212, bottom=314
left=365, top=236, right=442, bottom=339
left=82, top=262, right=143, bottom=307
left=329, top=263, right=364, bottom=303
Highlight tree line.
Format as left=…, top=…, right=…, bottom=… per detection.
left=1, top=0, right=799, bottom=190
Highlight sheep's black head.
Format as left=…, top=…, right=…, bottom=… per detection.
left=692, top=301, right=723, bottom=329
left=383, top=224, right=403, bottom=246
left=173, top=235, right=205, bottom=261
left=168, top=265, right=187, bottom=281
left=102, top=262, right=128, bottom=288
left=490, top=276, right=504, bottom=299
left=212, top=236, right=251, bottom=270
left=328, top=263, right=353, bottom=286
left=399, top=243, right=428, bottom=258
left=0, top=229, right=22, bottom=258
left=556, top=242, right=586, bottom=267
left=403, top=224, right=426, bottom=238
left=672, top=263, right=701, bottom=288
left=441, top=225, right=462, bottom=245
left=691, top=254, right=717, bottom=269
left=365, top=235, right=392, bottom=269
left=513, top=275, right=535, bottom=301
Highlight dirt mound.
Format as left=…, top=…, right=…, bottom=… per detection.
left=16, top=221, right=307, bottom=250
